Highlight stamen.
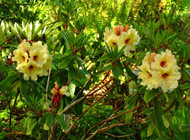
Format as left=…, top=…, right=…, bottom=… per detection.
left=125, top=39, right=130, bottom=44
left=162, top=73, right=169, bottom=78
left=29, top=65, right=34, bottom=69
left=33, top=56, right=38, bottom=61
left=160, top=61, right=166, bottom=67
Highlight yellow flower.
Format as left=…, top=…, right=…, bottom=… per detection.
left=118, top=28, right=140, bottom=55
left=39, top=55, right=52, bottom=76
left=138, top=63, right=160, bottom=90
left=152, top=49, right=177, bottom=71
left=155, top=68, right=181, bottom=92
left=106, top=35, right=118, bottom=48
left=59, top=86, right=70, bottom=96
left=51, top=84, right=70, bottom=96
left=138, top=49, right=181, bottom=92
left=104, top=27, right=113, bottom=41
left=13, top=40, right=53, bottom=81
left=113, top=25, right=124, bottom=36
left=123, top=44, right=136, bottom=55
left=32, top=41, right=49, bottom=53
left=118, top=28, right=140, bottom=46
left=51, top=88, right=57, bottom=95
left=29, top=48, right=48, bottom=67
left=12, top=49, right=28, bottom=70
left=18, top=40, right=34, bottom=57
left=142, top=52, right=157, bottom=67
left=20, top=61, right=41, bottom=81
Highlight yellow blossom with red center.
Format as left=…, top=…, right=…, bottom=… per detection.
left=20, top=61, right=41, bottom=81
left=138, top=63, right=159, bottom=90
left=103, top=25, right=140, bottom=55
left=12, top=40, right=52, bottom=81
left=118, top=28, right=140, bottom=55
left=151, top=49, right=177, bottom=71
left=138, top=50, right=181, bottom=92
left=155, top=68, right=181, bottom=92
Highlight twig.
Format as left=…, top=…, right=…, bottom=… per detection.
left=60, top=77, right=113, bottom=115
left=102, top=124, right=148, bottom=139
left=61, top=87, right=113, bottom=140
left=9, top=90, right=19, bottom=133
left=98, top=119, right=125, bottom=132
left=82, top=104, right=125, bottom=140
left=47, top=42, right=59, bottom=140
left=103, top=132, right=134, bottom=138
left=71, top=76, right=92, bottom=103
left=46, top=42, right=60, bottom=107
left=87, top=119, right=125, bottom=140
left=82, top=102, right=143, bottom=139
left=6, top=132, right=23, bottom=136
left=93, top=102, right=143, bottom=126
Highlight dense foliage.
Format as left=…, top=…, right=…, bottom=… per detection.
left=0, top=0, right=190, bottom=140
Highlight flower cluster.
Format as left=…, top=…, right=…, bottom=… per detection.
left=51, top=83, right=70, bottom=108
left=104, top=25, right=140, bottom=55
left=12, top=40, right=52, bottom=81
left=138, top=49, right=181, bottom=92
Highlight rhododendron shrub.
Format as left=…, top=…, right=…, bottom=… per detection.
left=0, top=1, right=190, bottom=140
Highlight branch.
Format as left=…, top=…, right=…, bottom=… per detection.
left=103, top=132, right=134, bottom=138
left=46, top=42, right=60, bottom=107
left=47, top=42, right=59, bottom=140
left=9, top=90, right=19, bottom=133
left=61, top=87, right=113, bottom=140
left=61, top=77, right=113, bottom=115
left=87, top=119, right=125, bottom=140
left=82, top=104, right=125, bottom=140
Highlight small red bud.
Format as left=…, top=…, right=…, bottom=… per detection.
left=55, top=83, right=59, bottom=90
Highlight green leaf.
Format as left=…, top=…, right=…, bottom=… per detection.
left=39, top=112, right=49, bottom=125
left=43, top=123, right=49, bottom=130
left=124, top=65, right=137, bottom=81
left=139, top=86, right=146, bottom=94
left=25, top=23, right=31, bottom=40
left=0, top=65, right=11, bottom=72
left=68, top=81, right=76, bottom=98
left=154, top=98, right=164, bottom=135
left=147, top=123, right=155, bottom=137
left=46, top=113, right=56, bottom=128
left=26, top=118, right=37, bottom=135
left=125, top=94, right=137, bottom=123
left=0, top=131, right=6, bottom=140
left=97, top=54, right=109, bottom=62
left=162, top=115, right=170, bottom=128
left=112, top=66, right=124, bottom=79
left=102, top=64, right=113, bottom=71
left=184, top=69, right=190, bottom=78
left=56, top=115, right=67, bottom=130
left=20, top=78, right=30, bottom=102
left=125, top=104, right=135, bottom=123
left=52, top=21, right=64, bottom=29
left=58, top=57, right=71, bottom=69
left=163, top=92, right=169, bottom=102
left=32, top=21, right=42, bottom=39
left=144, top=90, right=156, bottom=104
left=0, top=71, right=18, bottom=91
